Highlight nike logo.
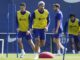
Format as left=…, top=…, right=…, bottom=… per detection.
left=8, top=35, right=17, bottom=43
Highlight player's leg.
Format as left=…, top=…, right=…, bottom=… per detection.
left=18, top=38, right=24, bottom=50
left=53, top=34, right=64, bottom=55
left=39, top=29, right=46, bottom=47
left=32, top=29, right=40, bottom=53
left=40, top=40, right=46, bottom=47
left=74, top=36, right=80, bottom=53
left=69, top=35, right=75, bottom=54
left=17, top=32, right=25, bottom=58
left=32, top=29, right=40, bottom=59
left=33, top=37, right=40, bottom=60
left=26, top=34, right=35, bottom=52
left=53, top=35, right=60, bottom=54
left=35, top=37, right=40, bottom=52
left=56, top=38, right=64, bottom=54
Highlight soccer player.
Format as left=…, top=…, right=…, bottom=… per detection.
left=16, top=2, right=35, bottom=58
left=52, top=3, right=65, bottom=55
left=31, top=1, right=50, bottom=59
left=64, top=14, right=80, bottom=54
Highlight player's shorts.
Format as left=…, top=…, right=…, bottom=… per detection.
left=32, top=29, right=45, bottom=40
left=53, top=28, right=62, bottom=38
left=18, top=31, right=32, bottom=40
left=69, top=34, right=78, bottom=39
left=69, top=34, right=79, bottom=40
left=53, top=33, right=62, bottom=38
left=68, top=34, right=79, bottom=43
left=69, top=34, right=80, bottom=51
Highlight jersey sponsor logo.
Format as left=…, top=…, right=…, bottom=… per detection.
left=38, top=18, right=45, bottom=20
left=63, top=0, right=80, bottom=3
left=19, top=18, right=26, bottom=21
left=69, top=25, right=77, bottom=27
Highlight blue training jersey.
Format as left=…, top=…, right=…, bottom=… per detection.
left=54, top=10, right=63, bottom=33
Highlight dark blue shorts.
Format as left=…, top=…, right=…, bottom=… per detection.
left=32, top=29, right=45, bottom=40
left=53, top=28, right=62, bottom=38
left=68, top=34, right=80, bottom=45
left=53, top=33, right=62, bottom=38
left=18, top=31, right=32, bottom=40
left=68, top=34, right=79, bottom=41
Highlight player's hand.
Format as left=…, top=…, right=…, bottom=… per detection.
left=30, top=29, right=33, bottom=32
left=44, top=27, right=48, bottom=32
left=26, top=30, right=30, bottom=35
left=29, top=29, right=33, bottom=34
left=17, top=28, right=20, bottom=32
left=78, top=32, right=80, bottom=36
left=55, top=30, right=58, bottom=34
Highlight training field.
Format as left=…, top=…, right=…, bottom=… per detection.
left=0, top=54, right=80, bottom=60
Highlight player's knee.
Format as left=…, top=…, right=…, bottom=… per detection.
left=71, top=42, right=75, bottom=45
left=18, top=38, right=22, bottom=44
left=54, top=40, right=58, bottom=44
left=40, top=40, right=45, bottom=46
left=40, top=43, right=45, bottom=46
left=28, top=40, right=32, bottom=45
left=53, top=39, right=56, bottom=43
left=70, top=40, right=75, bottom=45
left=18, top=41, right=22, bottom=45
left=35, top=37, right=40, bottom=41
left=35, top=40, right=40, bottom=46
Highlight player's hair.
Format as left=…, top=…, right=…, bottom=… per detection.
left=69, top=14, right=75, bottom=18
left=20, top=2, right=26, bottom=6
left=38, top=1, right=45, bottom=6
left=53, top=3, right=60, bottom=8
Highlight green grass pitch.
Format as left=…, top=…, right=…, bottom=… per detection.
left=0, top=54, right=80, bottom=60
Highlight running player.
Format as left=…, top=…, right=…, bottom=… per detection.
left=52, top=3, right=66, bottom=55
left=64, top=14, right=80, bottom=54
left=16, top=2, right=35, bottom=58
left=31, top=1, right=50, bottom=59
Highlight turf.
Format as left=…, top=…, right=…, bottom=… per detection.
left=0, top=54, right=80, bottom=60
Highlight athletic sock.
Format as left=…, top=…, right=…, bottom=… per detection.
left=58, top=49, right=61, bottom=54
left=21, top=49, right=25, bottom=53
left=72, top=50, right=75, bottom=54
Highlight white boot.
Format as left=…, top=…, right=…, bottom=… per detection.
left=38, top=48, right=41, bottom=53
left=63, top=48, right=67, bottom=54
left=20, top=49, right=25, bottom=58
left=78, top=51, right=80, bottom=54
left=57, top=49, right=62, bottom=56
left=34, top=53, right=39, bottom=60
left=34, top=48, right=40, bottom=60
